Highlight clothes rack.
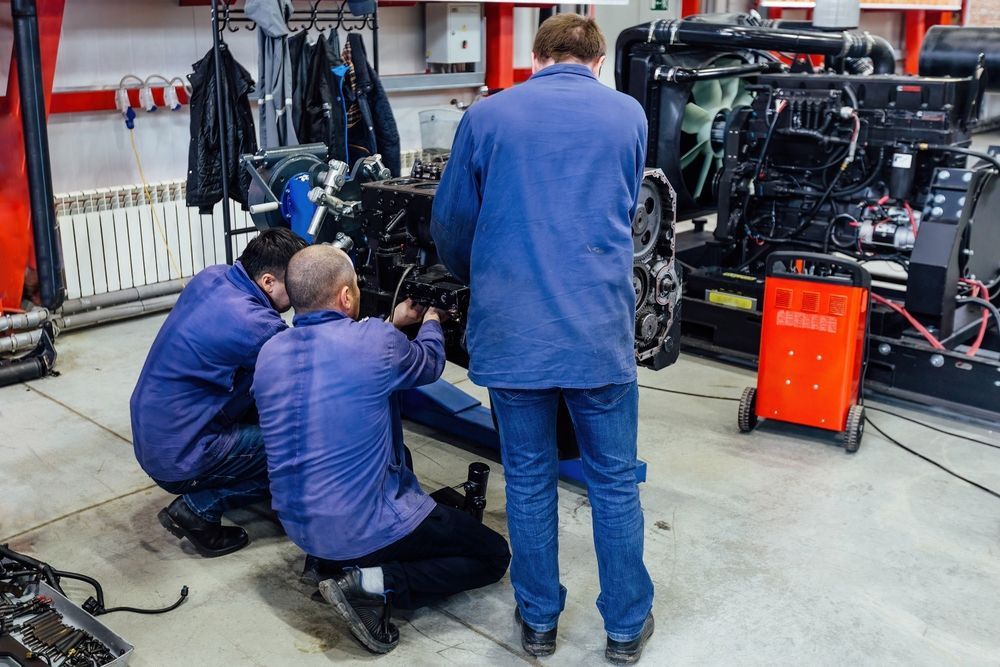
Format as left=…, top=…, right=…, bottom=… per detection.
left=208, top=0, right=379, bottom=263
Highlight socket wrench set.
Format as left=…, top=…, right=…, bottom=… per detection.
left=0, top=579, right=133, bottom=666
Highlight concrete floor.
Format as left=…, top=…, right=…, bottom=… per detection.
left=2, top=313, right=1000, bottom=666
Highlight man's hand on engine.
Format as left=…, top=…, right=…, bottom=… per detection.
left=391, top=298, right=427, bottom=328
left=424, top=307, right=451, bottom=324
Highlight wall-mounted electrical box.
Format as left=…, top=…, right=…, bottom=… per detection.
left=426, top=3, right=482, bottom=65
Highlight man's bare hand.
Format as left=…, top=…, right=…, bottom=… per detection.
left=391, top=299, right=426, bottom=328
left=423, top=307, right=451, bottom=324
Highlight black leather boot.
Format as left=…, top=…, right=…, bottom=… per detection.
left=157, top=497, right=249, bottom=558
left=605, top=613, right=655, bottom=665
left=319, top=569, right=399, bottom=654
left=515, top=607, right=557, bottom=657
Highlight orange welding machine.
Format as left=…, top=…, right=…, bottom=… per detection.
left=738, top=252, right=871, bottom=453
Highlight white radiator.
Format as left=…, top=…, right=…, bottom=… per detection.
left=55, top=181, right=258, bottom=300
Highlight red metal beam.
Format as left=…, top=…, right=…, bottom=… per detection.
left=485, top=3, right=514, bottom=90
left=0, top=0, right=65, bottom=310
left=681, top=0, right=700, bottom=18
left=49, top=87, right=190, bottom=114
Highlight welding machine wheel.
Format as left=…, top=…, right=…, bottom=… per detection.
left=843, top=405, right=865, bottom=454
left=737, top=387, right=758, bottom=433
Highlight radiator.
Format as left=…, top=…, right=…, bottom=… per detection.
left=55, top=181, right=258, bottom=300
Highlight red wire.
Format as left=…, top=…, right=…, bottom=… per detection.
left=870, top=292, right=946, bottom=350
left=903, top=201, right=917, bottom=236
left=959, top=278, right=992, bottom=357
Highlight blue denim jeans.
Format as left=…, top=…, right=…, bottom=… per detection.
left=155, top=424, right=270, bottom=523
left=489, top=381, right=653, bottom=642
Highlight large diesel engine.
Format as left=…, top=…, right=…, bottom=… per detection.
left=244, top=153, right=683, bottom=372
left=618, top=16, right=1000, bottom=417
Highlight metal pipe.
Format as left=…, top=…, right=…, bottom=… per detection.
left=210, top=0, right=234, bottom=265
left=12, top=0, right=65, bottom=309
left=655, top=61, right=782, bottom=83
left=59, top=279, right=185, bottom=316
left=54, top=294, right=179, bottom=331
left=768, top=19, right=896, bottom=74
left=0, top=329, right=43, bottom=354
left=0, top=308, right=48, bottom=333
left=616, top=18, right=892, bottom=90
left=0, top=357, right=47, bottom=385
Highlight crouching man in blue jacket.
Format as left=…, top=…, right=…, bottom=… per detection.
left=130, top=228, right=307, bottom=558
left=253, top=245, right=511, bottom=654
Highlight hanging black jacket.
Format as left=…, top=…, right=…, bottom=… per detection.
left=339, top=33, right=400, bottom=176
left=296, top=33, right=400, bottom=176
left=186, top=46, right=259, bottom=214
left=296, top=32, right=343, bottom=150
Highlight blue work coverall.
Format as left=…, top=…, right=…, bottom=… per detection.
left=253, top=311, right=510, bottom=609
left=130, top=262, right=282, bottom=521
left=430, top=62, right=654, bottom=641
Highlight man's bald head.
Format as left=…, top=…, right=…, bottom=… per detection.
left=286, top=244, right=359, bottom=316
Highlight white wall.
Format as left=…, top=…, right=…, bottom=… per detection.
left=45, top=0, right=479, bottom=193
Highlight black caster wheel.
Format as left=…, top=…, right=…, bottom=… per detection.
left=738, top=386, right=758, bottom=433
left=844, top=404, right=865, bottom=453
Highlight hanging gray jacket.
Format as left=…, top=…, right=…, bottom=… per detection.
left=246, top=0, right=297, bottom=148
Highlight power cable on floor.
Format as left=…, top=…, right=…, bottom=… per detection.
left=637, top=384, right=1000, bottom=499
left=865, top=417, right=1000, bottom=500
left=637, top=384, right=740, bottom=401
left=865, top=406, right=999, bottom=450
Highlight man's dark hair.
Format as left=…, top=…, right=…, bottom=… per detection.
left=532, top=13, right=606, bottom=64
left=285, top=245, right=357, bottom=313
left=238, top=228, right=308, bottom=281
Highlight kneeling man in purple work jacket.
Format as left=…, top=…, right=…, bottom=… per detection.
left=253, top=244, right=511, bottom=655
left=130, top=228, right=307, bottom=558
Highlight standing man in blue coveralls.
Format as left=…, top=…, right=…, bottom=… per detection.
left=430, top=13, right=654, bottom=665
left=131, top=228, right=307, bottom=558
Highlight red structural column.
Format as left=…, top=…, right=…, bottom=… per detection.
left=485, top=3, right=515, bottom=90
left=0, top=0, right=65, bottom=310
left=904, top=10, right=926, bottom=75
left=681, top=0, right=700, bottom=18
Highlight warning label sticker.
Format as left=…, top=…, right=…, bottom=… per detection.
left=775, top=310, right=839, bottom=333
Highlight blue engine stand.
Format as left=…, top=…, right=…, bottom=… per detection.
left=400, top=379, right=648, bottom=488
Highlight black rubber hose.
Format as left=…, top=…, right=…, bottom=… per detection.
left=919, top=144, right=1000, bottom=172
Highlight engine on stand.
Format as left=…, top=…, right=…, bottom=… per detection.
left=618, top=16, right=1000, bottom=418
left=242, top=143, right=684, bottom=371
left=241, top=145, right=683, bottom=485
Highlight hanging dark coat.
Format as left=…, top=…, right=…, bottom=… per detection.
left=296, top=32, right=343, bottom=149
left=338, top=33, right=401, bottom=176
left=186, top=46, right=259, bottom=214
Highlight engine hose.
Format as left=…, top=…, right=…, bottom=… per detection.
left=832, top=148, right=886, bottom=197
left=917, top=144, right=1000, bottom=173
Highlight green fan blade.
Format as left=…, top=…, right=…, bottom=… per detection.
left=681, top=139, right=709, bottom=169
left=692, top=79, right=723, bottom=110
left=721, top=76, right=739, bottom=108
left=682, top=103, right=712, bottom=134
left=693, top=143, right=714, bottom=198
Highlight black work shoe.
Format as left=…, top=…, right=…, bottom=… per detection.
left=514, top=607, right=557, bottom=657
left=301, top=555, right=323, bottom=587
left=157, top=497, right=249, bottom=558
left=606, top=613, right=655, bottom=665
left=319, top=570, right=399, bottom=654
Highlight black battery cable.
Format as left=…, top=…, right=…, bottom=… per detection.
left=636, top=384, right=1000, bottom=498
left=0, top=545, right=188, bottom=616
